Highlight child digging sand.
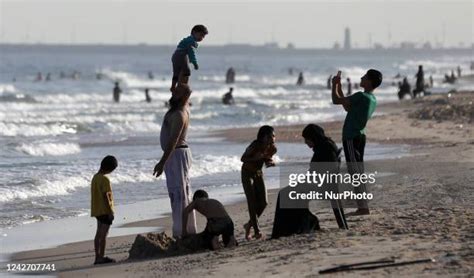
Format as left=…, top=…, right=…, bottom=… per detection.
left=91, top=155, right=118, bottom=265
left=182, top=190, right=237, bottom=250
left=170, top=25, right=208, bottom=93
left=241, top=125, right=277, bottom=240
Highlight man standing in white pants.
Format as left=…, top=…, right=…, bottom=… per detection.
left=153, top=85, right=197, bottom=238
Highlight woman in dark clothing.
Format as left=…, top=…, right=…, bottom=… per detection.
left=271, top=124, right=348, bottom=239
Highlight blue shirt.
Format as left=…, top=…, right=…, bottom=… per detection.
left=176, top=35, right=198, bottom=66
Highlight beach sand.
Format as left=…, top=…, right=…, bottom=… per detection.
left=7, top=91, right=474, bottom=277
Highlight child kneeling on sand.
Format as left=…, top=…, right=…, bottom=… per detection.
left=182, top=190, right=237, bottom=250
left=90, top=155, right=118, bottom=265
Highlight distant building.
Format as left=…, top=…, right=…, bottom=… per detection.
left=333, top=42, right=341, bottom=50
left=344, top=27, right=351, bottom=50
left=263, top=42, right=279, bottom=49
left=374, top=43, right=384, bottom=50
left=287, top=42, right=295, bottom=49
left=400, top=42, right=416, bottom=50
left=422, top=42, right=432, bottom=50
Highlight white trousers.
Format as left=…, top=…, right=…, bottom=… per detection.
left=164, top=148, right=197, bottom=237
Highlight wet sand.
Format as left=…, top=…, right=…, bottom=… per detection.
left=6, top=91, right=474, bottom=277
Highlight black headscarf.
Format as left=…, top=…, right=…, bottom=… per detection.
left=302, top=124, right=340, bottom=163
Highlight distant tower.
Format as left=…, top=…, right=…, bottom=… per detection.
left=344, top=27, right=351, bottom=50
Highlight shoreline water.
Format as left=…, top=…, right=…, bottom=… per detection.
left=3, top=91, right=473, bottom=276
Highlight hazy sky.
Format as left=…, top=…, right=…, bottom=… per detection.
left=0, top=0, right=472, bottom=47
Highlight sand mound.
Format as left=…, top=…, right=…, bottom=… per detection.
left=128, top=232, right=208, bottom=260
left=409, top=93, right=474, bottom=123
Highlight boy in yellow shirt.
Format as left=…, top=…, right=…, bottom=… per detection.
left=91, top=155, right=117, bottom=265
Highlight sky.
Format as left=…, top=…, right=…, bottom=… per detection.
left=0, top=0, right=472, bottom=48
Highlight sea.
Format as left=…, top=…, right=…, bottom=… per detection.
left=0, top=44, right=472, bottom=245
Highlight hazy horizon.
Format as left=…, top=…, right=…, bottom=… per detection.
left=0, top=0, right=472, bottom=48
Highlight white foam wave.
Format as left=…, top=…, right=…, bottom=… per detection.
left=16, top=142, right=81, bottom=156
left=0, top=176, right=90, bottom=203
left=0, top=84, right=17, bottom=94
left=0, top=122, right=77, bottom=137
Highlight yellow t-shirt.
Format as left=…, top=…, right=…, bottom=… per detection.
left=90, top=173, right=114, bottom=217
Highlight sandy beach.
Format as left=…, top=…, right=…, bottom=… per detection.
left=7, top=91, right=474, bottom=277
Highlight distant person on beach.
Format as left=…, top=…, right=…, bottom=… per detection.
left=457, top=66, right=462, bottom=78
left=113, top=82, right=121, bottom=103
left=226, top=67, right=236, bottom=84
left=60, top=71, right=66, bottom=79
left=72, top=71, right=80, bottom=80
left=91, top=155, right=118, bottom=265
left=429, top=75, right=434, bottom=88
left=170, top=25, right=208, bottom=93
left=241, top=125, right=277, bottom=240
left=346, top=77, right=352, bottom=96
left=296, top=72, right=305, bottom=86
left=145, top=88, right=152, bottom=103
left=222, top=87, right=235, bottom=105
left=45, top=73, right=51, bottom=82
left=154, top=85, right=197, bottom=238
left=96, top=72, right=103, bottom=80
left=271, top=124, right=348, bottom=239
left=413, top=65, right=425, bottom=98
left=148, top=71, right=154, bottom=80
left=182, top=190, right=238, bottom=250
left=35, top=72, right=43, bottom=82
left=331, top=69, right=382, bottom=216
left=398, top=77, right=412, bottom=100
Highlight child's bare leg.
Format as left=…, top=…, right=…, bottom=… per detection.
left=210, top=236, right=221, bottom=250
left=170, top=80, right=177, bottom=93
left=99, top=224, right=110, bottom=258
left=243, top=222, right=252, bottom=241
left=178, top=73, right=189, bottom=86
left=225, top=236, right=238, bottom=247
left=94, top=224, right=102, bottom=260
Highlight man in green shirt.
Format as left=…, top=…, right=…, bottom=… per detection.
left=331, top=69, right=382, bottom=216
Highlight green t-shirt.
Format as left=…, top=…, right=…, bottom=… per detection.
left=342, top=91, right=377, bottom=140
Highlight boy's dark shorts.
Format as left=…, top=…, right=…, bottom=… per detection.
left=172, top=50, right=191, bottom=82
left=202, top=217, right=234, bottom=248
left=96, top=214, right=114, bottom=225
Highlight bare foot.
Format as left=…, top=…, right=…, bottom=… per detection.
left=243, top=223, right=252, bottom=241
left=254, top=232, right=266, bottom=240
left=226, top=237, right=238, bottom=247
left=346, top=208, right=370, bottom=217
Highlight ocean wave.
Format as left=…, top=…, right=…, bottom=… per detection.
left=0, top=122, right=78, bottom=137
left=0, top=175, right=90, bottom=203
left=0, top=93, right=37, bottom=103
left=16, top=142, right=81, bottom=156
left=0, top=154, right=242, bottom=203
left=101, top=69, right=170, bottom=88
left=0, top=84, right=17, bottom=94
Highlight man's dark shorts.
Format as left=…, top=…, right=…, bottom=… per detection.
left=202, top=217, right=234, bottom=248
left=172, top=50, right=191, bottom=82
left=96, top=214, right=114, bottom=225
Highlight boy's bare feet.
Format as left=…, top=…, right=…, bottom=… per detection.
left=225, top=236, right=238, bottom=248
left=346, top=208, right=370, bottom=216
left=243, top=223, right=252, bottom=241
left=254, top=232, right=265, bottom=240
left=211, top=236, right=221, bottom=250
